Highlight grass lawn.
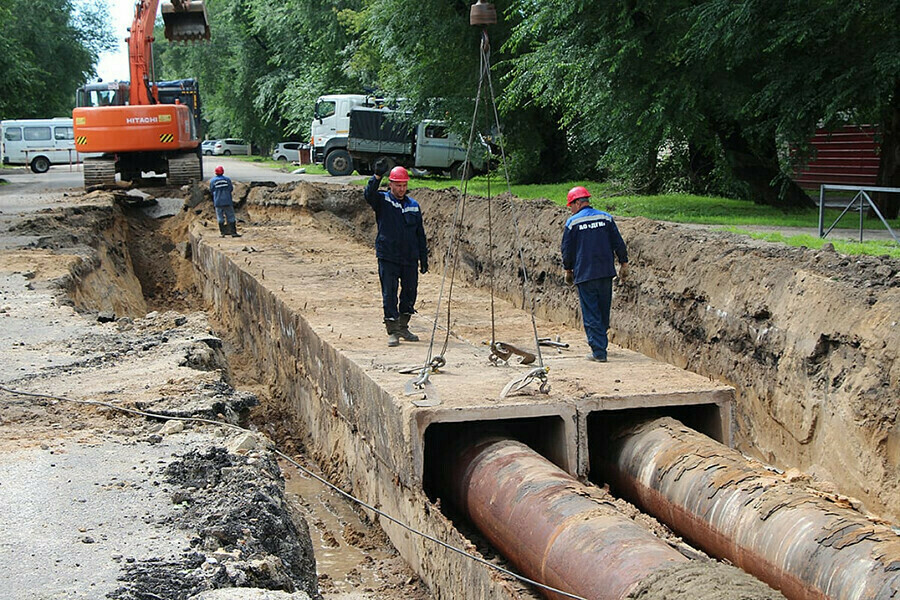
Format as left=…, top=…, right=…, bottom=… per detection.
left=231, top=155, right=328, bottom=175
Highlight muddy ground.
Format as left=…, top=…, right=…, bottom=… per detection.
left=1, top=176, right=897, bottom=598
left=0, top=186, right=430, bottom=600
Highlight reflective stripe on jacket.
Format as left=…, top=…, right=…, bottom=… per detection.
left=561, top=206, right=627, bottom=284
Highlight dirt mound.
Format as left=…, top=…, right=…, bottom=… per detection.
left=150, top=446, right=319, bottom=598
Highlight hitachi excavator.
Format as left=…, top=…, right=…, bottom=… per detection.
left=73, top=0, right=210, bottom=187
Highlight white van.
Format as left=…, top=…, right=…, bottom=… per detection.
left=1, top=118, right=80, bottom=173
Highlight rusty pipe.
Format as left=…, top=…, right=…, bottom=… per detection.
left=445, top=436, right=784, bottom=600
left=598, top=417, right=900, bottom=600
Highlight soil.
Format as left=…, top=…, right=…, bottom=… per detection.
left=1, top=177, right=897, bottom=598
left=0, top=187, right=430, bottom=600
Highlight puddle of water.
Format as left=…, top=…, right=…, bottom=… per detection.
left=280, top=458, right=395, bottom=595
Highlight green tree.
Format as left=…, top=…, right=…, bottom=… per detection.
left=686, top=0, right=900, bottom=216
left=0, top=0, right=114, bottom=118
left=157, top=0, right=362, bottom=147
left=348, top=0, right=578, bottom=183
left=505, top=0, right=900, bottom=211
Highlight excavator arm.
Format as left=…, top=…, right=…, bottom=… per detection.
left=128, top=0, right=210, bottom=106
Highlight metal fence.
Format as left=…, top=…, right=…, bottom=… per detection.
left=818, top=184, right=899, bottom=244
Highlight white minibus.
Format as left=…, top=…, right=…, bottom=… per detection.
left=1, top=118, right=80, bottom=173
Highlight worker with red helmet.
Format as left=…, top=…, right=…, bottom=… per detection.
left=209, top=165, right=241, bottom=238
left=364, top=159, right=429, bottom=347
left=561, top=186, right=628, bottom=362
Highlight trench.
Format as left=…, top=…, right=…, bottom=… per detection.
left=63, top=187, right=899, bottom=600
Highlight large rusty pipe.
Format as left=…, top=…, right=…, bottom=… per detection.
left=446, top=436, right=784, bottom=600
left=598, top=417, right=900, bottom=600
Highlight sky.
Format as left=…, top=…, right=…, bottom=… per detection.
left=95, top=0, right=138, bottom=82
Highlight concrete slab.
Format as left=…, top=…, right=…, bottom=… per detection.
left=190, top=210, right=733, bottom=480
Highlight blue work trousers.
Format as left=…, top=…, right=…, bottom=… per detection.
left=378, top=259, right=418, bottom=320
left=215, top=205, right=236, bottom=225
left=577, top=277, right=613, bottom=360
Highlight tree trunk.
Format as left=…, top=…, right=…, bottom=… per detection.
left=687, top=141, right=716, bottom=192
left=875, top=79, right=900, bottom=219
left=716, top=122, right=811, bottom=208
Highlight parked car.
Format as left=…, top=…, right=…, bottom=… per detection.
left=213, top=138, right=250, bottom=156
left=272, top=142, right=303, bottom=162
left=201, top=139, right=218, bottom=155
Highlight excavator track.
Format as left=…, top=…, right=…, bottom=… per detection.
left=167, top=153, right=202, bottom=185
left=83, top=158, right=117, bottom=188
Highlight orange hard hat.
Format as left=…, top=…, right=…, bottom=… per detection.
left=566, top=186, right=590, bottom=206
left=389, top=166, right=410, bottom=182
left=215, top=165, right=224, bottom=175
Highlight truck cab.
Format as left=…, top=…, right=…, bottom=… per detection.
left=311, top=94, right=369, bottom=165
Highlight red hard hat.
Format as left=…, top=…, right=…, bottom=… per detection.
left=566, top=186, right=590, bottom=206
left=388, top=166, right=410, bottom=182
left=214, top=165, right=224, bottom=175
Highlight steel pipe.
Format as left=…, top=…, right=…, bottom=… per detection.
left=598, top=417, right=900, bottom=600
left=446, top=436, right=783, bottom=600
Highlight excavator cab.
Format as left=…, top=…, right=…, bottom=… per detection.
left=161, top=0, right=210, bottom=42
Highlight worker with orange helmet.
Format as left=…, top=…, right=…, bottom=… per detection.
left=364, top=159, right=429, bottom=347
left=209, top=165, right=241, bottom=238
left=561, top=186, right=628, bottom=362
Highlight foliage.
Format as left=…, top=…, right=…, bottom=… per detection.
left=157, top=0, right=362, bottom=147
left=502, top=1, right=899, bottom=208
left=0, top=0, right=114, bottom=119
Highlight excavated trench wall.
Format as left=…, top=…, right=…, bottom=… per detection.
left=406, top=188, right=899, bottom=521
left=11, top=203, right=148, bottom=317
left=254, top=182, right=897, bottom=521
left=190, top=236, right=539, bottom=600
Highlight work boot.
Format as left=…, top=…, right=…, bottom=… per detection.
left=384, top=319, right=400, bottom=347
left=397, top=313, right=419, bottom=342
left=218, top=222, right=227, bottom=237
left=228, top=222, right=242, bottom=238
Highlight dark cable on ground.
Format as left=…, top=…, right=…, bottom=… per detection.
left=0, top=383, right=587, bottom=600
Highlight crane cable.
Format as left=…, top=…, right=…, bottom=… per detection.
left=415, top=30, right=548, bottom=385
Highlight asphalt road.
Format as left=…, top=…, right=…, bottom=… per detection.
left=0, top=156, right=358, bottom=194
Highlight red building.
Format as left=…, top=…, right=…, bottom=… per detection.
left=793, top=125, right=880, bottom=189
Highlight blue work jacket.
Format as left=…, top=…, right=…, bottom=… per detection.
left=209, top=174, right=234, bottom=207
left=364, top=176, right=428, bottom=267
left=561, top=206, right=628, bottom=284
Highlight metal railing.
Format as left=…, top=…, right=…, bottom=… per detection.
left=818, top=184, right=899, bottom=243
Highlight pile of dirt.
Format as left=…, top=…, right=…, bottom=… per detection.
left=112, top=446, right=319, bottom=599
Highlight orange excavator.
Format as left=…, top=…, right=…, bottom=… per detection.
left=73, top=0, right=210, bottom=187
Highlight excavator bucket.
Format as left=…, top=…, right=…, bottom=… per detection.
left=161, top=0, right=210, bottom=42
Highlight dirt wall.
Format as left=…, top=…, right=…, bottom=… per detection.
left=413, top=188, right=899, bottom=521
left=8, top=200, right=148, bottom=317
left=256, top=182, right=898, bottom=522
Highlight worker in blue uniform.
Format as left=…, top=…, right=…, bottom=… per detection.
left=364, top=160, right=429, bottom=347
left=210, top=165, right=241, bottom=237
left=561, top=186, right=628, bottom=362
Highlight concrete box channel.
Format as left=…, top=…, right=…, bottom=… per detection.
left=190, top=224, right=734, bottom=598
